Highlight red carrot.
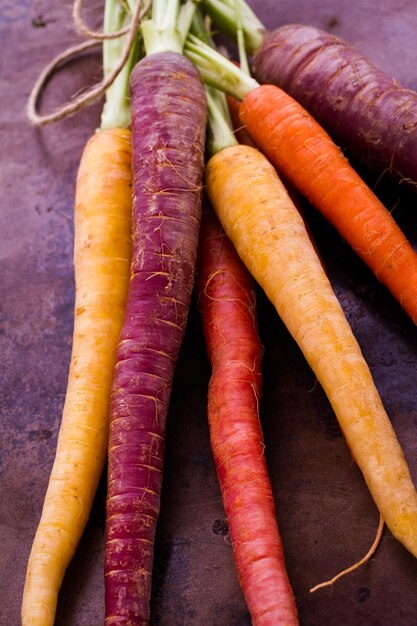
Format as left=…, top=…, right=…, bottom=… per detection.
left=104, top=3, right=207, bottom=623
left=197, top=204, right=298, bottom=626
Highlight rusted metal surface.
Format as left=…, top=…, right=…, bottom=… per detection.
left=1, top=1, right=417, bottom=624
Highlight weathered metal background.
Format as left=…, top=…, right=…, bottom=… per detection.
left=2, top=1, right=417, bottom=624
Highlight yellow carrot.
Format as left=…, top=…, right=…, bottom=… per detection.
left=22, top=128, right=132, bottom=626
left=206, top=143, right=417, bottom=557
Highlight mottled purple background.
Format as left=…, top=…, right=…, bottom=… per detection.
left=2, top=1, right=417, bottom=625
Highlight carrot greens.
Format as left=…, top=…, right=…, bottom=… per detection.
left=203, top=0, right=265, bottom=53
left=101, top=0, right=142, bottom=129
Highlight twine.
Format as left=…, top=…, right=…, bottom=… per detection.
left=27, top=0, right=151, bottom=126
left=72, top=0, right=130, bottom=40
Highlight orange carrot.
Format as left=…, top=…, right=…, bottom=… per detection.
left=239, top=85, right=417, bottom=323
left=197, top=205, right=298, bottom=626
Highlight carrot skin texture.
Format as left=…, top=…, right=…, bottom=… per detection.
left=239, top=85, right=417, bottom=324
left=105, top=52, right=207, bottom=625
left=227, top=96, right=324, bottom=270
left=197, top=207, right=298, bottom=626
left=206, top=144, right=417, bottom=558
left=252, top=24, right=417, bottom=188
left=226, top=94, right=256, bottom=147
left=21, top=128, right=133, bottom=626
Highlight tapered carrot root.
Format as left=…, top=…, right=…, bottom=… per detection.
left=197, top=207, right=298, bottom=625
left=22, top=128, right=133, bottom=626
left=206, top=143, right=417, bottom=558
left=104, top=52, right=207, bottom=625
left=239, top=85, right=417, bottom=324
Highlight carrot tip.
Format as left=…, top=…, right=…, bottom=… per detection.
left=309, top=514, right=384, bottom=593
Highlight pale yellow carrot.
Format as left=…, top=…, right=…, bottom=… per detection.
left=206, top=143, right=417, bottom=558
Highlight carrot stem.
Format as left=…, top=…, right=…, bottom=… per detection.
left=202, top=0, right=265, bottom=52
left=101, top=0, right=142, bottom=129
left=184, top=33, right=258, bottom=99
left=234, top=0, right=250, bottom=76
left=177, top=0, right=199, bottom=46
left=206, top=87, right=237, bottom=154
left=142, top=0, right=182, bottom=54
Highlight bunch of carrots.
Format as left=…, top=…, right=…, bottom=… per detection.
left=21, top=0, right=417, bottom=624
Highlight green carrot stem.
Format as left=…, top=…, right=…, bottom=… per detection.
left=142, top=0, right=182, bottom=54
left=203, top=0, right=265, bottom=53
left=100, top=0, right=141, bottom=129
left=234, top=0, right=250, bottom=76
left=206, top=86, right=237, bottom=155
left=177, top=0, right=199, bottom=46
left=184, top=33, right=258, bottom=100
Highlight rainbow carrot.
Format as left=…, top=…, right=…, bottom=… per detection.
left=193, top=74, right=417, bottom=562
left=197, top=203, right=298, bottom=625
left=21, top=0, right=137, bottom=621
left=104, top=2, right=207, bottom=623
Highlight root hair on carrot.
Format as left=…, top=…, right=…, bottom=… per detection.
left=309, top=514, right=384, bottom=593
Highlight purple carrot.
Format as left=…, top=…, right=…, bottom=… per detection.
left=252, top=23, right=417, bottom=188
left=104, top=50, right=206, bottom=625
left=204, top=0, right=417, bottom=189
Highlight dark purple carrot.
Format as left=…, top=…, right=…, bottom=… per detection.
left=204, top=0, right=417, bottom=190
left=104, top=3, right=207, bottom=624
left=252, top=23, right=417, bottom=188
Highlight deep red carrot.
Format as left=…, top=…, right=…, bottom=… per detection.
left=197, top=204, right=298, bottom=625
left=104, top=4, right=207, bottom=623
